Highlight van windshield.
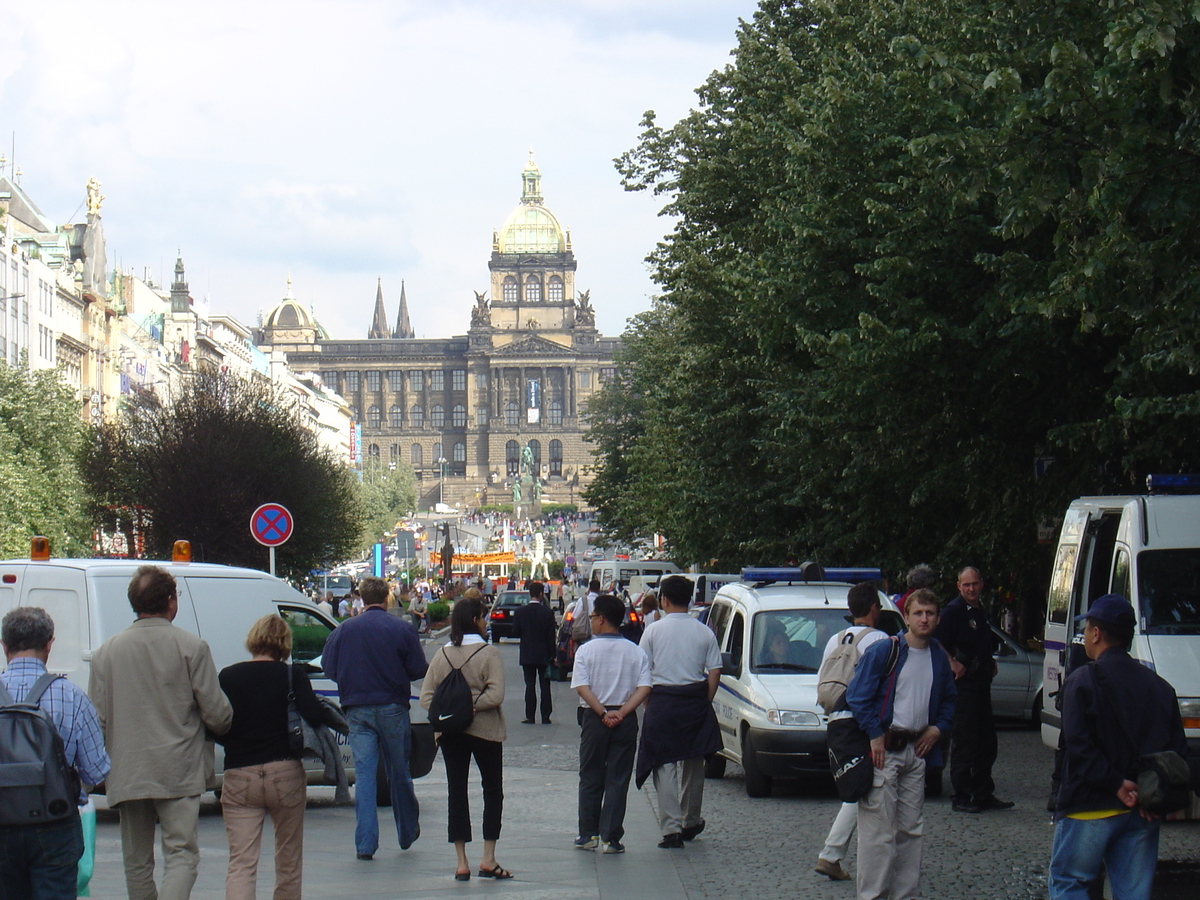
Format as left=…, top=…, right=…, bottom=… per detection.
left=1137, top=550, right=1200, bottom=634
left=752, top=608, right=849, bottom=673
left=320, top=575, right=353, bottom=596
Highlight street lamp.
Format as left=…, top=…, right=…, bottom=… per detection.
left=438, top=457, right=448, bottom=507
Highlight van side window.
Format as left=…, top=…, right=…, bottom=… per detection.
left=726, top=612, right=745, bottom=677
left=279, top=607, right=335, bottom=674
left=1111, top=548, right=1131, bottom=601
left=1047, top=543, right=1080, bottom=625
left=708, top=602, right=731, bottom=646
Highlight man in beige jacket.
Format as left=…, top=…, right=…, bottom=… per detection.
left=89, top=565, right=233, bottom=900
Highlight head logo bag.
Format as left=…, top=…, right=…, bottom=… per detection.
left=0, top=674, right=82, bottom=825
left=817, top=627, right=876, bottom=715
left=428, top=645, right=487, bottom=735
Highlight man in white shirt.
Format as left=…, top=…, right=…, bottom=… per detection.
left=570, top=594, right=652, bottom=854
left=815, top=583, right=888, bottom=881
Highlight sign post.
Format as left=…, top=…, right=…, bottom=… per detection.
left=250, top=503, right=294, bottom=576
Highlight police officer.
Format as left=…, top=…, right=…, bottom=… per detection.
left=934, top=567, right=1013, bottom=812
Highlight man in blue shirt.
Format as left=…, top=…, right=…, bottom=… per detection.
left=323, top=576, right=428, bottom=860
left=1, top=607, right=110, bottom=900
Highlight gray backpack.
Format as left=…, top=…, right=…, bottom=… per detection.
left=817, top=628, right=876, bottom=714
left=0, top=673, right=82, bottom=825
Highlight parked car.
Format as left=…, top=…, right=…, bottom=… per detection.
left=991, top=625, right=1044, bottom=725
left=488, top=590, right=530, bottom=642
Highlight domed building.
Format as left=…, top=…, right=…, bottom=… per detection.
left=258, top=156, right=620, bottom=510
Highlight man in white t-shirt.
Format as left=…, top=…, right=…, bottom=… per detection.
left=846, top=590, right=956, bottom=900
left=571, top=594, right=652, bottom=854
left=815, top=583, right=888, bottom=881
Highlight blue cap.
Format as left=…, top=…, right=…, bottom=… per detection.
left=1074, top=594, right=1136, bottom=627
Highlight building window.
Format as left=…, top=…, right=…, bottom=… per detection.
left=389, top=405, right=403, bottom=427
left=411, top=443, right=423, bottom=465
left=528, top=439, right=541, bottom=473
left=503, top=276, right=518, bottom=302
left=431, top=404, right=445, bottom=428
left=547, top=400, right=563, bottom=425
left=410, top=405, right=424, bottom=427
left=475, top=372, right=489, bottom=390
left=524, top=276, right=541, bottom=302
left=366, top=370, right=381, bottom=391
left=388, top=370, right=404, bottom=391
left=547, top=276, right=563, bottom=302
left=324, top=372, right=340, bottom=394
left=430, top=370, right=444, bottom=391
left=344, top=371, right=360, bottom=392
left=579, top=370, right=591, bottom=389
left=367, top=405, right=381, bottom=428
left=506, top=440, right=520, bottom=477
left=452, top=441, right=465, bottom=463
left=550, top=439, right=563, bottom=477
left=599, top=367, right=616, bottom=385
left=368, top=443, right=380, bottom=458
left=452, top=404, right=466, bottom=427
left=433, top=442, right=442, bottom=462
left=476, top=405, right=488, bottom=426
left=409, top=371, right=424, bottom=392
left=452, top=369, right=466, bottom=391
left=504, top=401, right=519, bottom=426
left=390, top=444, right=399, bottom=462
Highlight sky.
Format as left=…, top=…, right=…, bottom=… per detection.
left=1, top=0, right=760, bottom=341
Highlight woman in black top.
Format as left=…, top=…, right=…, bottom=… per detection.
left=218, top=615, right=323, bottom=900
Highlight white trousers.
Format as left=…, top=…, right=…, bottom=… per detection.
left=820, top=802, right=858, bottom=862
left=856, top=745, right=925, bottom=900
left=652, top=757, right=705, bottom=835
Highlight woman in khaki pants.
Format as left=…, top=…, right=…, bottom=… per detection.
left=217, top=615, right=324, bottom=899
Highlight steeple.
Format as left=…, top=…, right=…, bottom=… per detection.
left=521, top=149, right=543, bottom=205
left=393, top=280, right=414, bottom=339
left=170, top=255, right=191, bottom=313
left=368, top=277, right=390, bottom=339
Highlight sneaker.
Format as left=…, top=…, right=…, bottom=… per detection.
left=574, top=835, right=600, bottom=850
left=814, top=858, right=852, bottom=881
left=601, top=841, right=625, bottom=854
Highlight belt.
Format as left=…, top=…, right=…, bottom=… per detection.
left=883, top=727, right=920, bottom=751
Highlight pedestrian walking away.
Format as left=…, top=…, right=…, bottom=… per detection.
left=846, top=589, right=956, bottom=900
left=571, top=594, right=652, bottom=854
left=513, top=580, right=557, bottom=724
left=322, top=575, right=428, bottom=860
left=1, top=607, right=110, bottom=900
left=88, top=565, right=233, bottom=900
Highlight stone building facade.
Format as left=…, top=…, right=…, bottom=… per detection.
left=258, top=157, right=620, bottom=510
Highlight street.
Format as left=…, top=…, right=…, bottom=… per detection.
left=87, top=637, right=1200, bottom=900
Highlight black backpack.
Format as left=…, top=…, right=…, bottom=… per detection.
left=428, top=645, right=486, bottom=735
left=0, top=673, right=82, bottom=825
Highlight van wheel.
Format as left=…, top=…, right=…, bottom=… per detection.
left=705, top=754, right=727, bottom=779
left=376, top=758, right=392, bottom=807
left=742, top=732, right=772, bottom=798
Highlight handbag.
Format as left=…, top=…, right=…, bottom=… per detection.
left=826, top=638, right=900, bottom=803
left=571, top=595, right=593, bottom=642
left=287, top=665, right=306, bottom=755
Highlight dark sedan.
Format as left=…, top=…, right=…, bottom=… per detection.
left=488, top=590, right=531, bottom=642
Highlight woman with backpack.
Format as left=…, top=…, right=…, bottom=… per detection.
left=419, top=595, right=510, bottom=881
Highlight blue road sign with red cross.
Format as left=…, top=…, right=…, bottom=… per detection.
left=251, top=503, right=294, bottom=547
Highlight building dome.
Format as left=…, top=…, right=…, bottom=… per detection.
left=266, top=298, right=316, bottom=330
left=495, top=153, right=568, bottom=255
left=260, top=280, right=328, bottom=345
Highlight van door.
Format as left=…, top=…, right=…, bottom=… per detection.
left=21, top=565, right=88, bottom=685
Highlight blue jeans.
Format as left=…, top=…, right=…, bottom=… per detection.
left=347, top=704, right=420, bottom=855
left=1049, top=812, right=1159, bottom=900
left=0, top=816, right=84, bottom=900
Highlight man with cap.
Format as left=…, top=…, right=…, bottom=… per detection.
left=1048, top=594, right=1188, bottom=900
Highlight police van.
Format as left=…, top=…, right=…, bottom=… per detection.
left=1040, top=476, right=1200, bottom=760
left=704, top=566, right=902, bottom=797
left=586, top=559, right=680, bottom=593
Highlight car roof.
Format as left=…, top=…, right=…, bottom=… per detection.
left=0, top=558, right=279, bottom=579
left=713, top=581, right=896, bottom=613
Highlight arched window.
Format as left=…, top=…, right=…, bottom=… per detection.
left=411, top=443, right=423, bottom=465
left=368, top=443, right=380, bottom=458
left=524, top=275, right=541, bottom=302
left=390, top=444, right=399, bottom=461
left=349, top=406, right=359, bottom=421
left=410, top=405, right=424, bottom=427
left=431, top=404, right=445, bottom=428
left=453, top=442, right=465, bottom=462
left=506, top=440, right=520, bottom=477
left=389, top=405, right=403, bottom=427
left=503, top=276, right=518, bottom=302
left=433, top=442, right=443, bottom=462
left=367, top=405, right=381, bottom=428
left=547, top=275, right=563, bottom=302
left=452, top=404, right=466, bottom=427
left=528, top=439, right=541, bottom=473
left=549, top=439, right=563, bottom=477
left=505, top=401, right=519, bottom=426
left=547, top=400, right=563, bottom=425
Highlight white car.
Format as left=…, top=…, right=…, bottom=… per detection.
left=704, top=567, right=903, bottom=797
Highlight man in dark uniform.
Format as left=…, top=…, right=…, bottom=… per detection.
left=514, top=580, right=558, bottom=724
left=934, top=566, right=1013, bottom=812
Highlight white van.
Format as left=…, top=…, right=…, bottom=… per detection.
left=704, top=567, right=902, bottom=797
left=586, top=559, right=680, bottom=594
left=1040, top=477, right=1200, bottom=758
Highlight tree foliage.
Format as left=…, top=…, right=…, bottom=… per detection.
left=0, top=360, right=91, bottom=558
left=355, top=458, right=417, bottom=554
left=587, top=0, right=1200, bottom=609
left=82, top=370, right=360, bottom=578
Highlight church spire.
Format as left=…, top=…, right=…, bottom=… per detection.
left=393, top=280, right=414, bottom=339
left=368, top=277, right=390, bottom=339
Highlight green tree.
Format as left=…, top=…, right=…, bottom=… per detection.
left=0, top=361, right=91, bottom=558
left=355, top=458, right=417, bottom=555
left=82, top=369, right=359, bottom=578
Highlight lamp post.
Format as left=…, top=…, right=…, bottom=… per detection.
left=438, top=457, right=448, bottom=508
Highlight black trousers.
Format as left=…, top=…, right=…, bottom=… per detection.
left=523, top=664, right=553, bottom=722
left=439, top=733, right=503, bottom=843
left=949, top=678, right=997, bottom=804
left=577, top=707, right=638, bottom=842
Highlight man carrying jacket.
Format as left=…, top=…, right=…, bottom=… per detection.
left=1048, top=594, right=1188, bottom=900
left=847, top=589, right=956, bottom=900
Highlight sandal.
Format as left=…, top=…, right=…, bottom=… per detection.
left=454, top=871, right=471, bottom=881
left=477, top=864, right=513, bottom=879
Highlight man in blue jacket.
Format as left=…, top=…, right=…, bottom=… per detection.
left=323, top=576, right=429, bottom=860
left=847, top=589, right=956, bottom=900
left=1048, top=594, right=1188, bottom=900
